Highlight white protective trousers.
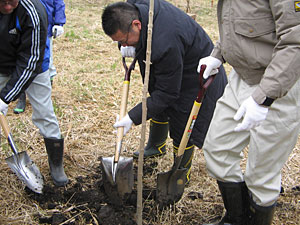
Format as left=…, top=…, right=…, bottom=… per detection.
left=203, top=69, right=300, bottom=206
left=0, top=70, right=61, bottom=139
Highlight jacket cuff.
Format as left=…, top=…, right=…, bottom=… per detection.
left=0, top=94, right=9, bottom=104
left=128, top=109, right=140, bottom=126
left=252, top=87, right=275, bottom=107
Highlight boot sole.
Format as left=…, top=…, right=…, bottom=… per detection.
left=53, top=178, right=69, bottom=187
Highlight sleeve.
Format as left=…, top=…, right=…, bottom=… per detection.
left=210, top=39, right=226, bottom=63
left=0, top=9, right=47, bottom=104
left=128, top=45, right=184, bottom=125
left=252, top=0, right=300, bottom=105
left=53, top=0, right=66, bottom=26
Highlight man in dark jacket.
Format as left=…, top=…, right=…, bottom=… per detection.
left=101, top=0, right=227, bottom=183
left=0, top=0, right=68, bottom=187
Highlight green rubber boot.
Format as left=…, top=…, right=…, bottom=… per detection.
left=14, top=92, right=26, bottom=114
left=173, top=144, right=194, bottom=184
left=133, top=119, right=168, bottom=158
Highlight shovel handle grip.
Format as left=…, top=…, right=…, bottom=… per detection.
left=0, top=112, right=10, bottom=138
left=196, top=64, right=215, bottom=103
left=122, top=57, right=137, bottom=82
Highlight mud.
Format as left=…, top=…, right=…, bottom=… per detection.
left=27, top=159, right=158, bottom=225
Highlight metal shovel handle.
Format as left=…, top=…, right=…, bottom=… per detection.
left=114, top=57, right=137, bottom=162
left=0, top=112, right=29, bottom=178
left=0, top=112, right=19, bottom=156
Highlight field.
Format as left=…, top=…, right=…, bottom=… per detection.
left=0, top=0, right=299, bottom=224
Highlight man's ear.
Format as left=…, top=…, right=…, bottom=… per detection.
left=132, top=20, right=142, bottom=30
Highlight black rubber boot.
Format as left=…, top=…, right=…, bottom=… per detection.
left=14, top=92, right=26, bottom=114
left=50, top=76, right=54, bottom=86
left=173, top=144, right=194, bottom=184
left=248, top=197, right=275, bottom=225
left=203, top=181, right=249, bottom=225
left=133, top=119, right=168, bottom=158
left=44, top=137, right=69, bottom=186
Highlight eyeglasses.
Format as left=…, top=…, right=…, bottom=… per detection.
left=119, top=22, right=132, bottom=46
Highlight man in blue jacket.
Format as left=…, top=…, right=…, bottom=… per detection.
left=13, top=0, right=66, bottom=114
left=0, top=0, right=68, bottom=187
left=43, top=0, right=66, bottom=84
left=102, top=0, right=228, bottom=183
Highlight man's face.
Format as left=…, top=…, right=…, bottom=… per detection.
left=0, top=0, right=19, bottom=14
left=111, top=20, right=141, bottom=47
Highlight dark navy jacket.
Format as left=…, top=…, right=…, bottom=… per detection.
left=127, top=0, right=228, bottom=148
left=0, top=0, right=48, bottom=103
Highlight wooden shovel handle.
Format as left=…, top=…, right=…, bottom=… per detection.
left=114, top=58, right=137, bottom=161
left=115, top=81, right=130, bottom=161
left=0, top=112, right=10, bottom=138
left=177, top=101, right=201, bottom=157
left=177, top=65, right=215, bottom=157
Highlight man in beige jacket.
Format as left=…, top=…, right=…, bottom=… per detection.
left=198, top=0, right=300, bottom=224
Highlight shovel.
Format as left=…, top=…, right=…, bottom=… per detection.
left=101, top=57, right=137, bottom=204
left=156, top=65, right=215, bottom=207
left=0, top=112, right=43, bottom=194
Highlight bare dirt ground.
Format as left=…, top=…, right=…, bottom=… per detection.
left=0, top=0, right=299, bottom=224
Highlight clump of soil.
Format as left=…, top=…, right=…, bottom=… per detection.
left=26, top=159, right=158, bottom=225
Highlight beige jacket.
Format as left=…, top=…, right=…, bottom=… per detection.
left=211, top=0, right=300, bottom=104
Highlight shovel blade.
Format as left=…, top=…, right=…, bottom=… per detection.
left=101, top=156, right=134, bottom=205
left=101, top=156, right=115, bottom=184
left=5, top=151, right=43, bottom=194
left=156, top=168, right=187, bottom=207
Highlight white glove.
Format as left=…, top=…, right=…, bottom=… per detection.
left=113, top=114, right=133, bottom=135
left=197, top=56, right=222, bottom=79
left=52, top=25, right=64, bottom=38
left=120, top=46, right=136, bottom=58
left=234, top=96, right=269, bottom=132
left=0, top=99, right=8, bottom=115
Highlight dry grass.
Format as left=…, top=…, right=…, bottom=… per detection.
left=0, top=0, right=299, bottom=224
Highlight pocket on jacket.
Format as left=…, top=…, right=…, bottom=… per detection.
left=233, top=17, right=276, bottom=69
left=234, top=17, right=275, bottom=38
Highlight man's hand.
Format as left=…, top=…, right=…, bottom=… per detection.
left=234, top=96, right=269, bottom=132
left=120, top=46, right=136, bottom=58
left=52, top=25, right=64, bottom=38
left=113, top=114, right=133, bottom=135
left=0, top=99, right=8, bottom=115
left=197, top=56, right=222, bottom=79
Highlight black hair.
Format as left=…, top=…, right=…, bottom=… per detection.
left=101, top=2, right=139, bottom=36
